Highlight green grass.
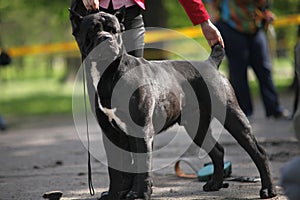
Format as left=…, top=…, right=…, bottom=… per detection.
left=0, top=79, right=74, bottom=117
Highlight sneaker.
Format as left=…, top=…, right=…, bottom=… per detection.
left=271, top=109, right=292, bottom=120
left=0, top=116, right=6, bottom=131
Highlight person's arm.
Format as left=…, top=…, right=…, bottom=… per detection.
left=200, top=19, right=224, bottom=47
left=82, top=0, right=99, bottom=10
left=178, top=0, right=209, bottom=25
left=178, top=0, right=224, bottom=47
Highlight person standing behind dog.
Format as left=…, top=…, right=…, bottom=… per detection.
left=79, top=0, right=224, bottom=58
left=205, top=0, right=290, bottom=120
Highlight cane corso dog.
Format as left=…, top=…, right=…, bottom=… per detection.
left=69, top=6, right=277, bottom=200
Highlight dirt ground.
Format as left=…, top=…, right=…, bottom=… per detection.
left=0, top=95, right=299, bottom=200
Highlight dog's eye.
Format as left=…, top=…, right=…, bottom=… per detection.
left=94, top=23, right=102, bottom=31
left=111, top=28, right=117, bottom=34
left=87, top=31, right=94, bottom=39
left=87, top=27, right=98, bottom=38
left=103, top=25, right=117, bottom=34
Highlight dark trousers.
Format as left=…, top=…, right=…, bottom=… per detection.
left=216, top=21, right=283, bottom=117
left=100, top=3, right=145, bottom=57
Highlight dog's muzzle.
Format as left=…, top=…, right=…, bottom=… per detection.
left=84, top=32, right=123, bottom=62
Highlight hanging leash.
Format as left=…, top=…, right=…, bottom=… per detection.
left=82, top=62, right=95, bottom=196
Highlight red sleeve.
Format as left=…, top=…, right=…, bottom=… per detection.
left=178, top=0, right=210, bottom=25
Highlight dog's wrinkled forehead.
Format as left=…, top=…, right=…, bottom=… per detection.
left=80, top=12, right=121, bottom=34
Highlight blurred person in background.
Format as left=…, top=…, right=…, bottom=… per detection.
left=206, top=0, right=290, bottom=120
left=0, top=49, right=11, bottom=131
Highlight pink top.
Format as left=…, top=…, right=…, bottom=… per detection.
left=99, top=0, right=136, bottom=10
left=98, top=0, right=209, bottom=25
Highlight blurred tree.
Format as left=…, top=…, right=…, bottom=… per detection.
left=272, top=0, right=300, bottom=16
left=0, top=0, right=72, bottom=47
left=272, top=0, right=300, bottom=58
left=162, top=0, right=191, bottom=28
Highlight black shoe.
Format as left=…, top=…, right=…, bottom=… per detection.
left=271, top=109, right=292, bottom=120
left=0, top=117, right=6, bottom=131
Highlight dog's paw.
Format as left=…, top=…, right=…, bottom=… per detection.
left=124, top=188, right=152, bottom=200
left=259, top=188, right=277, bottom=199
left=203, top=180, right=223, bottom=192
left=124, top=191, right=139, bottom=200
left=124, top=191, right=150, bottom=200
left=98, top=191, right=109, bottom=200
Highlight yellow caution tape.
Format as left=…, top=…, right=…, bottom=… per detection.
left=2, top=14, right=300, bottom=58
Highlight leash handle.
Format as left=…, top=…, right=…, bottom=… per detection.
left=88, top=152, right=95, bottom=196
left=82, top=62, right=95, bottom=196
left=174, top=159, right=198, bottom=179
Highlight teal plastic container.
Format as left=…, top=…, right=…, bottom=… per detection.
left=198, top=161, right=232, bottom=181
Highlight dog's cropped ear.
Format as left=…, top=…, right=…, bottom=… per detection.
left=114, top=7, right=126, bottom=32
left=114, top=6, right=126, bottom=24
left=69, top=8, right=84, bottom=37
left=69, top=8, right=83, bottom=21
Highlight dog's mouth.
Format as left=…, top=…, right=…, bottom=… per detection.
left=96, top=32, right=114, bottom=45
left=84, top=31, right=122, bottom=61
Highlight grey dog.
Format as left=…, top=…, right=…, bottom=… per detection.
left=69, top=5, right=277, bottom=200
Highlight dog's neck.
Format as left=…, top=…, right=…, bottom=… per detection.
left=86, top=46, right=129, bottom=94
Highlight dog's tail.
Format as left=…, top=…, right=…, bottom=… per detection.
left=209, top=43, right=225, bottom=69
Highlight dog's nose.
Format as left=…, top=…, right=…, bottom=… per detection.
left=97, top=36, right=110, bottom=44
left=97, top=33, right=112, bottom=43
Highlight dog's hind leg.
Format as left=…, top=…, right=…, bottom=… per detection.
left=201, top=129, right=225, bottom=192
left=183, top=108, right=225, bottom=192
left=224, top=103, right=277, bottom=199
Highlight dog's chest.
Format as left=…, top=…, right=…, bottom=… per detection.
left=94, top=57, right=184, bottom=129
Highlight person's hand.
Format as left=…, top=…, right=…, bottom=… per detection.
left=200, top=19, right=224, bottom=48
left=264, top=10, right=275, bottom=24
left=82, top=0, right=99, bottom=10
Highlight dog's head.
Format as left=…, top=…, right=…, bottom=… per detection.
left=69, top=8, right=126, bottom=60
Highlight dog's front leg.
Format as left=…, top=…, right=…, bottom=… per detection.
left=125, top=131, right=154, bottom=200
left=96, top=108, right=135, bottom=200
left=102, top=134, right=134, bottom=200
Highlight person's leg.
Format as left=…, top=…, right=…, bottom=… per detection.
left=217, top=22, right=253, bottom=116
left=249, top=29, right=283, bottom=117
left=0, top=115, right=6, bottom=131
left=100, top=4, right=145, bottom=58
left=122, top=6, right=145, bottom=57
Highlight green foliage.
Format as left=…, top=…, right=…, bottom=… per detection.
left=0, top=78, right=73, bottom=117
left=162, top=0, right=192, bottom=28
left=0, top=0, right=72, bottom=47
left=271, top=0, right=300, bottom=59
left=272, top=0, right=300, bottom=16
